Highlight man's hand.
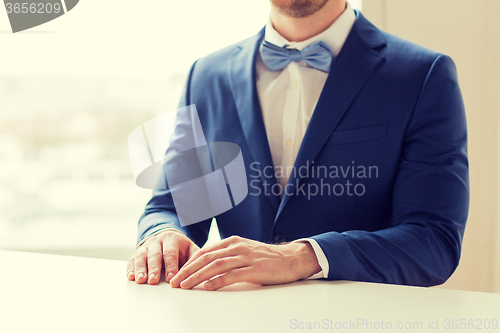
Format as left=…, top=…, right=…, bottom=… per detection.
left=169, top=235, right=321, bottom=291
left=126, top=230, right=200, bottom=285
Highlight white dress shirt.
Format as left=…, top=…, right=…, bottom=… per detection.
left=140, top=2, right=356, bottom=280
left=256, top=2, right=356, bottom=279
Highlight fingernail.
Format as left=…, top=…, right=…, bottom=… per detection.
left=127, top=271, right=134, bottom=278
left=166, top=272, right=174, bottom=282
left=137, top=272, right=145, bottom=279
left=180, top=280, right=189, bottom=288
left=149, top=273, right=156, bottom=281
left=205, top=281, right=213, bottom=289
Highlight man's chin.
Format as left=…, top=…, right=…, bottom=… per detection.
left=271, top=0, right=330, bottom=18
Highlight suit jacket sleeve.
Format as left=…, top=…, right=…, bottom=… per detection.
left=310, top=54, right=469, bottom=286
left=136, top=61, right=212, bottom=248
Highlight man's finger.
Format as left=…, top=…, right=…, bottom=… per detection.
left=171, top=247, right=238, bottom=288
left=163, top=241, right=180, bottom=283
left=146, top=242, right=162, bottom=285
left=179, top=256, right=244, bottom=289
left=204, top=267, right=252, bottom=291
left=133, top=246, right=148, bottom=284
left=181, top=235, right=240, bottom=269
left=126, top=257, right=135, bottom=281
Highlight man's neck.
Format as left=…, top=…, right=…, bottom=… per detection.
left=270, top=0, right=347, bottom=42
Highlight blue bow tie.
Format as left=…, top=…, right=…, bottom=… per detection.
left=260, top=40, right=334, bottom=72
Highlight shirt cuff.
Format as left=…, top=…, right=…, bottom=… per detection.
left=292, top=238, right=329, bottom=279
left=137, top=227, right=185, bottom=248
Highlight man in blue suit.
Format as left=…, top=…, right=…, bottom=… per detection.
left=126, top=0, right=469, bottom=290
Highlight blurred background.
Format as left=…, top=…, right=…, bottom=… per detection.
left=0, top=0, right=498, bottom=293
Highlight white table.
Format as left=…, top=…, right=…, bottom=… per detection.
left=0, top=250, right=498, bottom=333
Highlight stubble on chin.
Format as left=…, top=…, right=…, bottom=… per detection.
left=270, top=0, right=330, bottom=18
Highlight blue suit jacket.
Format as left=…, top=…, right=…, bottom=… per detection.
left=138, top=11, right=469, bottom=287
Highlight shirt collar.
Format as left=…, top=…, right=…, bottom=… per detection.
left=264, top=1, right=356, bottom=57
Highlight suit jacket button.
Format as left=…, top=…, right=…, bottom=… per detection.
left=273, top=234, right=286, bottom=243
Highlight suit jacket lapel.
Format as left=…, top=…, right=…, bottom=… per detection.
left=276, top=12, right=388, bottom=219
left=228, top=28, right=281, bottom=211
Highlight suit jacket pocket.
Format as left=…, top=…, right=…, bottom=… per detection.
left=326, top=124, right=387, bottom=145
